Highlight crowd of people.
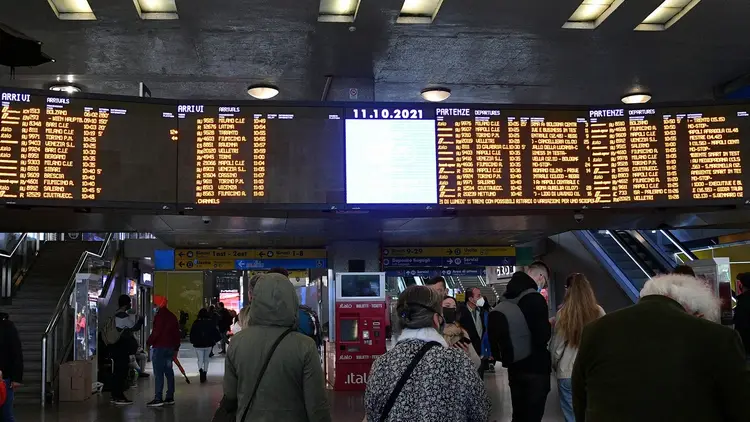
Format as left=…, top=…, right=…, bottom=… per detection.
left=1, top=259, right=750, bottom=421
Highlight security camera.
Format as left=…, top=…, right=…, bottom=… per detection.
left=573, top=211, right=584, bottom=223
left=202, top=216, right=211, bottom=225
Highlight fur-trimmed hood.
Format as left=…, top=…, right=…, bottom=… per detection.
left=640, top=273, right=720, bottom=322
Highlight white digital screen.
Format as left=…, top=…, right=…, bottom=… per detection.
left=345, top=119, right=437, bottom=204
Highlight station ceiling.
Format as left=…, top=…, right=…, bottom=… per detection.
left=3, top=0, right=750, bottom=104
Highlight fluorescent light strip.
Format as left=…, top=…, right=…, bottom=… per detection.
left=562, top=0, right=624, bottom=30
left=133, top=0, right=179, bottom=20
left=397, top=0, right=445, bottom=24
left=47, top=0, right=96, bottom=20
left=318, top=0, right=361, bottom=23
left=635, top=0, right=700, bottom=31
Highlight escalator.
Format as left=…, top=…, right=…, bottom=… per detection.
left=575, top=229, right=689, bottom=302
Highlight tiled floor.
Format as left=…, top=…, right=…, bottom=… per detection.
left=13, top=345, right=564, bottom=421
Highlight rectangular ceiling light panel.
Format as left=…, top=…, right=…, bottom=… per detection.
left=319, top=0, right=361, bottom=23
left=562, top=0, right=624, bottom=29
left=133, top=0, right=179, bottom=20
left=635, top=0, right=700, bottom=31
left=397, top=0, right=445, bottom=24
left=47, top=0, right=96, bottom=20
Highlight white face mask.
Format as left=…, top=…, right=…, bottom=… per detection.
left=476, top=297, right=486, bottom=308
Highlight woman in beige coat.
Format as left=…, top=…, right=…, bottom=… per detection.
left=442, top=296, right=481, bottom=369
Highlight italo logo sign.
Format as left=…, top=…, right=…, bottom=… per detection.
left=345, top=372, right=368, bottom=385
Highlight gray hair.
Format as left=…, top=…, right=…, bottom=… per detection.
left=397, top=285, right=442, bottom=330
left=640, top=273, right=720, bottom=322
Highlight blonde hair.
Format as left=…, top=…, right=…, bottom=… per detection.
left=555, top=273, right=601, bottom=347
left=238, top=305, right=251, bottom=328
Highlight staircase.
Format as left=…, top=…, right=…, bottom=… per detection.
left=3, top=241, right=100, bottom=404
left=452, top=276, right=500, bottom=304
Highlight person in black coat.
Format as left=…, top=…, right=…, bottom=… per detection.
left=458, top=287, right=487, bottom=377
left=217, top=302, right=233, bottom=354
left=0, top=312, right=22, bottom=422
left=190, top=308, right=221, bottom=383
left=733, top=272, right=750, bottom=361
left=488, top=262, right=552, bottom=422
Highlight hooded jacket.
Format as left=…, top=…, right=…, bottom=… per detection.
left=487, top=271, right=551, bottom=374
left=224, top=273, right=331, bottom=422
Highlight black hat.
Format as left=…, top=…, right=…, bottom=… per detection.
left=738, top=273, right=750, bottom=289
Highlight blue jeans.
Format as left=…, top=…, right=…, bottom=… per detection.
left=557, top=378, right=575, bottom=422
left=195, top=347, right=211, bottom=372
left=2, top=379, right=14, bottom=422
left=152, top=348, right=175, bottom=401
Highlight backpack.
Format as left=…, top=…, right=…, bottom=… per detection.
left=100, top=315, right=122, bottom=346
left=297, top=305, right=322, bottom=349
left=491, top=288, right=537, bottom=364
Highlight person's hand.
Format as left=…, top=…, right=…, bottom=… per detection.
left=453, top=342, right=470, bottom=353
left=11, top=382, right=22, bottom=390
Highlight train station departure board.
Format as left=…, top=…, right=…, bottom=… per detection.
left=175, top=105, right=344, bottom=208
left=0, top=90, right=177, bottom=208
left=344, top=105, right=750, bottom=208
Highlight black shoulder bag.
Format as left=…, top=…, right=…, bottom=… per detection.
left=212, top=328, right=294, bottom=422
left=378, top=341, right=440, bottom=422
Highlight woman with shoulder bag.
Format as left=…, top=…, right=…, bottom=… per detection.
left=549, top=273, right=605, bottom=422
left=364, top=286, right=490, bottom=422
left=212, top=273, right=331, bottom=422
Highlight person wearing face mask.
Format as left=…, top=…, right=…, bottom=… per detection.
left=458, top=287, right=488, bottom=377
left=365, top=286, right=490, bottom=422
left=441, top=296, right=481, bottom=369
left=488, top=261, right=552, bottom=422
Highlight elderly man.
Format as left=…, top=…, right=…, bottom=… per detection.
left=572, top=273, right=750, bottom=422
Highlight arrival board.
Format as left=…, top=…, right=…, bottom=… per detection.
left=176, top=104, right=345, bottom=209
left=0, top=90, right=177, bottom=208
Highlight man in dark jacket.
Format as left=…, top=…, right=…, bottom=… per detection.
left=146, top=295, right=181, bottom=408
left=488, top=261, right=552, bottom=422
left=110, top=295, right=144, bottom=405
left=0, top=312, right=22, bottom=422
left=733, top=272, right=750, bottom=361
left=573, top=273, right=750, bottom=422
left=458, top=287, right=487, bottom=375
left=217, top=302, right=233, bottom=354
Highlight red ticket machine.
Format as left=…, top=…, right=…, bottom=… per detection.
left=333, top=272, right=387, bottom=391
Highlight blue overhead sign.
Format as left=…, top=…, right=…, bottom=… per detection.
left=234, top=258, right=327, bottom=271
left=386, top=268, right=487, bottom=277
left=382, top=256, right=515, bottom=269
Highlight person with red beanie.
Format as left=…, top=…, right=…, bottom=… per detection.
left=146, top=295, right=180, bottom=408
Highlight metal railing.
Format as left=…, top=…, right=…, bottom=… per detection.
left=41, top=233, right=118, bottom=406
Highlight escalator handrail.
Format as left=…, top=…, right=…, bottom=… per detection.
left=0, top=233, right=28, bottom=259
left=575, top=231, right=640, bottom=302
left=659, top=229, right=698, bottom=261
left=41, top=233, right=115, bottom=405
left=607, top=230, right=655, bottom=278
left=627, top=230, right=675, bottom=274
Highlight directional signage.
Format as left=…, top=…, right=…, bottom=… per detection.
left=385, top=268, right=487, bottom=277
left=174, top=248, right=327, bottom=271
left=381, top=246, right=515, bottom=270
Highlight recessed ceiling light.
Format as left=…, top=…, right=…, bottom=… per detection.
left=635, top=0, right=700, bottom=31
left=421, top=87, right=451, bottom=102
left=133, top=0, right=179, bottom=20
left=318, top=0, right=361, bottom=22
left=621, top=93, right=652, bottom=104
left=47, top=0, right=97, bottom=20
left=397, top=0, right=445, bottom=24
left=563, top=0, right=624, bottom=29
left=247, top=85, right=279, bottom=100
left=49, top=84, right=82, bottom=94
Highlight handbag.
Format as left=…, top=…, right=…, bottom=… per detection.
left=378, top=341, right=440, bottom=422
left=211, top=328, right=294, bottom=422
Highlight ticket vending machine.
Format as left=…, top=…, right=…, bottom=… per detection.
left=333, top=272, right=387, bottom=391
